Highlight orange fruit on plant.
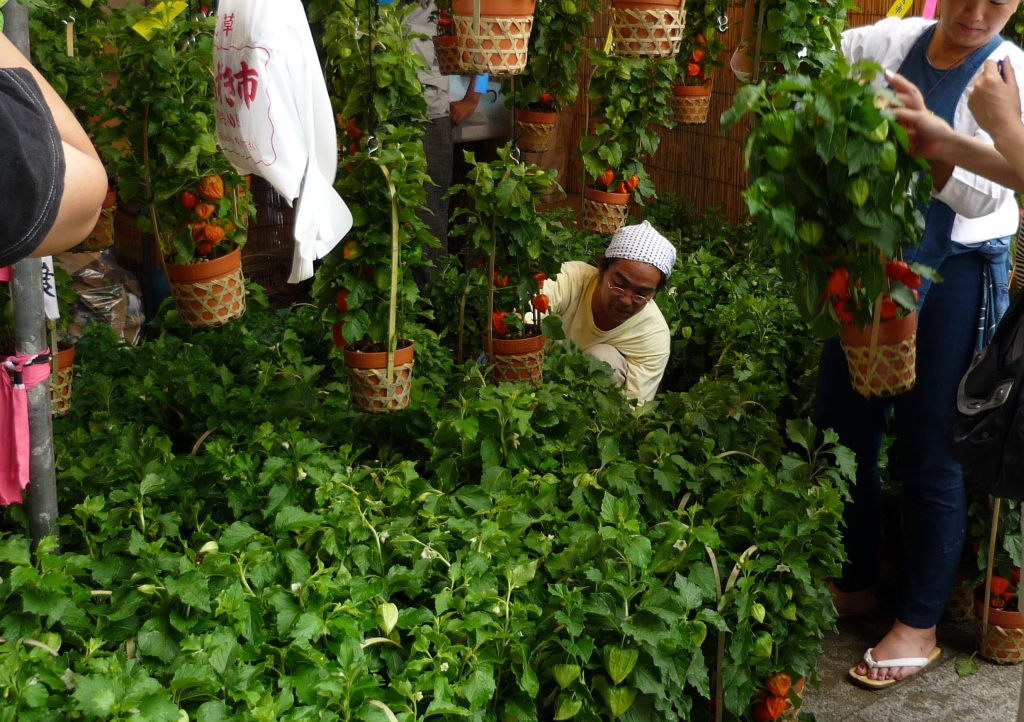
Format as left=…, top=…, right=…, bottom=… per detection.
left=197, top=174, right=225, bottom=201
left=195, top=203, right=215, bottom=220
left=204, top=224, right=226, bottom=243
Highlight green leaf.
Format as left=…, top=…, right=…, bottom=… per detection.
left=274, top=506, right=321, bottom=532
left=73, top=675, right=124, bottom=717
left=164, top=570, right=211, bottom=612
left=219, top=521, right=258, bottom=552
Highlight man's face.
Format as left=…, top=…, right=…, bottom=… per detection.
left=595, top=258, right=662, bottom=325
left=939, top=0, right=1018, bottom=50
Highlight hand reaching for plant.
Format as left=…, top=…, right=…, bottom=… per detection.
left=969, top=58, right=1023, bottom=141
left=888, top=70, right=954, bottom=163
left=450, top=88, right=481, bottom=126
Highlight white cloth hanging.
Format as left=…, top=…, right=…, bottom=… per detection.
left=213, top=0, right=352, bottom=283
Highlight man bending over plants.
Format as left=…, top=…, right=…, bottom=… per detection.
left=541, top=221, right=674, bottom=401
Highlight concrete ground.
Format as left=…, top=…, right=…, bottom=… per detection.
left=802, top=597, right=1024, bottom=721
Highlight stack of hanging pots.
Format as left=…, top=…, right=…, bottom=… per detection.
left=610, top=0, right=686, bottom=59
left=433, top=33, right=463, bottom=74
left=453, top=0, right=535, bottom=75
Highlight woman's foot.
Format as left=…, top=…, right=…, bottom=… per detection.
left=830, top=581, right=875, bottom=619
left=853, top=621, right=938, bottom=683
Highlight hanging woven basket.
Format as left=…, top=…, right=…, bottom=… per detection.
left=515, top=108, right=557, bottom=153
left=486, top=332, right=545, bottom=385
left=164, top=246, right=247, bottom=328
left=453, top=0, right=535, bottom=76
left=974, top=592, right=1024, bottom=664
left=839, top=311, right=917, bottom=398
left=72, top=188, right=117, bottom=252
left=433, top=34, right=464, bottom=75
left=610, top=0, right=686, bottom=59
left=671, top=84, right=712, bottom=125
left=344, top=342, right=415, bottom=414
left=50, top=343, right=75, bottom=418
left=582, top=186, right=630, bottom=236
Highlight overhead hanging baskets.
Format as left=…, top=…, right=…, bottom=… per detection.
left=610, top=0, right=686, bottom=59
left=453, top=0, right=535, bottom=75
left=433, top=34, right=464, bottom=74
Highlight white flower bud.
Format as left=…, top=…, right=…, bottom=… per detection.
left=199, top=540, right=219, bottom=555
left=440, top=662, right=449, bottom=672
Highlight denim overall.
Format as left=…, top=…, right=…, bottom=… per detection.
left=817, top=26, right=1006, bottom=627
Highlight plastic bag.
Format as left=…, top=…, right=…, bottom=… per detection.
left=57, top=250, right=144, bottom=346
left=213, top=0, right=352, bottom=283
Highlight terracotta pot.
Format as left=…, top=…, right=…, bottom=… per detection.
left=943, top=571, right=975, bottom=622
left=515, top=108, right=557, bottom=153
left=74, top=205, right=116, bottom=252
left=485, top=332, right=545, bottom=385
left=974, top=590, right=1024, bottom=664
left=839, top=311, right=917, bottom=398
left=453, top=0, right=536, bottom=75
left=582, top=186, right=630, bottom=235
left=165, top=246, right=246, bottom=327
left=671, top=83, right=712, bottom=125
left=51, top=343, right=75, bottom=418
left=433, top=34, right=463, bottom=75
left=344, top=341, right=415, bottom=414
left=610, top=0, right=685, bottom=59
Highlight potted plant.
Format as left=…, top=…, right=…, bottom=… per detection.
left=449, top=143, right=563, bottom=384
left=750, top=673, right=806, bottom=721
left=670, top=16, right=725, bottom=125
left=452, top=0, right=535, bottom=75
left=723, top=63, right=933, bottom=398
left=317, top=1, right=435, bottom=412
left=579, top=48, right=674, bottom=234
left=502, top=0, right=599, bottom=153
left=49, top=263, right=78, bottom=418
left=609, top=0, right=686, bottom=59
left=96, top=3, right=252, bottom=328
left=968, top=496, right=1024, bottom=664
left=430, top=0, right=462, bottom=74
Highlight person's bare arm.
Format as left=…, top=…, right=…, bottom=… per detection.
left=888, top=67, right=1024, bottom=194
left=970, top=58, right=1024, bottom=190
left=450, top=85, right=481, bottom=126
left=0, top=32, right=106, bottom=256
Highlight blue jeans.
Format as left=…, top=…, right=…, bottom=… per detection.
left=815, top=250, right=986, bottom=628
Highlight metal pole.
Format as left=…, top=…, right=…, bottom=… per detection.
left=4, top=0, right=60, bottom=547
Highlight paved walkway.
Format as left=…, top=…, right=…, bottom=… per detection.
left=803, top=613, right=1024, bottom=721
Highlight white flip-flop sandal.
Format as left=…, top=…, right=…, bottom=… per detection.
left=848, top=646, right=942, bottom=689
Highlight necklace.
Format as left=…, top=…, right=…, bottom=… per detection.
left=921, top=47, right=976, bottom=103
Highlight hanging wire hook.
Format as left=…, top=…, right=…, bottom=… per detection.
left=716, top=13, right=729, bottom=33
left=366, top=135, right=381, bottom=157
left=510, top=146, right=521, bottom=164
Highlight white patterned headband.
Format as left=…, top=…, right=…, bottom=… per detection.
left=604, top=221, right=676, bottom=277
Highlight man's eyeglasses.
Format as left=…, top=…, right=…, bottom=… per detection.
left=607, top=278, right=653, bottom=307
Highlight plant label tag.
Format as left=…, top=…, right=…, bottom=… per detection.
left=131, top=1, right=187, bottom=41
left=885, top=0, right=912, bottom=17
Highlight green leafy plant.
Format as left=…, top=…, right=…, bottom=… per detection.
left=93, top=3, right=252, bottom=265
left=580, top=48, right=675, bottom=202
left=723, top=62, right=934, bottom=337
left=739, top=0, right=853, bottom=83
left=502, top=0, right=600, bottom=112
left=674, top=4, right=726, bottom=87
left=449, top=143, right=564, bottom=339
left=429, top=0, right=455, bottom=37
left=314, top=0, right=434, bottom=351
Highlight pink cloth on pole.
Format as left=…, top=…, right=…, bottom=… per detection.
left=0, top=267, right=10, bottom=282
left=0, top=351, right=51, bottom=505
left=922, top=0, right=937, bottom=19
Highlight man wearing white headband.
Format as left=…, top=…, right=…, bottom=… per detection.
left=541, top=221, right=674, bottom=401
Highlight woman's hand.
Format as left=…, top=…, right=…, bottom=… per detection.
left=969, top=58, right=1023, bottom=140
left=886, top=69, right=955, bottom=162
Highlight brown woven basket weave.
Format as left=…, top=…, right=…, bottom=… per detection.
left=165, top=248, right=247, bottom=327
left=50, top=344, right=74, bottom=418
left=453, top=6, right=533, bottom=75
left=672, top=85, right=712, bottom=125
left=610, top=0, right=685, bottom=59
left=839, top=312, right=917, bottom=398
left=73, top=206, right=116, bottom=253
left=975, top=596, right=1024, bottom=664
left=344, top=343, right=416, bottom=414
left=943, top=577, right=975, bottom=623
left=487, top=333, right=545, bottom=385
left=582, top=188, right=629, bottom=236
left=516, top=109, right=557, bottom=153
left=434, top=35, right=463, bottom=74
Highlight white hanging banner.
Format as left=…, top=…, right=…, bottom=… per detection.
left=40, top=257, right=59, bottom=321
left=213, top=0, right=352, bottom=283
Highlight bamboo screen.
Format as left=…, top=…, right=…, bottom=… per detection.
left=551, top=0, right=928, bottom=222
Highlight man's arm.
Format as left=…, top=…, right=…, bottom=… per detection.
left=0, top=33, right=107, bottom=257
left=450, top=81, right=482, bottom=126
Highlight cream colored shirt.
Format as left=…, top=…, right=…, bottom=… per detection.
left=543, top=261, right=670, bottom=401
